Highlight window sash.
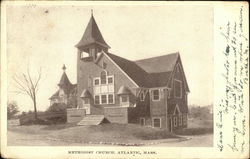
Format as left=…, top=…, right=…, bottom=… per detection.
left=101, top=95, right=107, bottom=104
left=108, top=76, right=113, bottom=84
left=94, top=79, right=100, bottom=85
left=100, top=71, right=107, bottom=84
left=108, top=94, right=114, bottom=104
left=179, top=115, right=182, bottom=125
left=94, top=95, right=100, bottom=104
left=95, top=94, right=114, bottom=105
left=153, top=118, right=161, bottom=128
left=174, top=80, right=182, bottom=98
left=152, top=90, right=160, bottom=101
left=174, top=117, right=177, bottom=127
left=140, top=92, right=144, bottom=101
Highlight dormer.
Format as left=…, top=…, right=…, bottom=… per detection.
left=75, top=12, right=110, bottom=61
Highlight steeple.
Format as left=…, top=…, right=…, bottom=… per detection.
left=58, top=64, right=73, bottom=94
left=75, top=11, right=110, bottom=60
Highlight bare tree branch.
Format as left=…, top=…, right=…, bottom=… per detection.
left=12, top=66, right=43, bottom=120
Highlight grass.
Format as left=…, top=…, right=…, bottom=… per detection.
left=8, top=117, right=213, bottom=145
left=49, top=124, right=178, bottom=143
left=8, top=123, right=178, bottom=144
left=175, top=118, right=213, bottom=136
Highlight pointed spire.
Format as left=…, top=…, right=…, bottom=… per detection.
left=75, top=13, right=110, bottom=50
left=62, top=64, right=66, bottom=72
left=58, top=65, right=72, bottom=94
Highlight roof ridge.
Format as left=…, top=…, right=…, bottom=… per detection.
left=106, top=52, right=149, bottom=74
left=106, top=52, right=133, bottom=63
left=134, top=52, right=179, bottom=62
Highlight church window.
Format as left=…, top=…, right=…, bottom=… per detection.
left=153, top=118, right=161, bottom=128
left=108, top=76, right=113, bottom=84
left=174, top=79, right=182, bottom=98
left=102, top=61, right=107, bottom=69
left=94, top=95, right=100, bottom=104
left=179, top=115, right=182, bottom=126
left=101, top=71, right=107, bottom=84
left=101, top=95, right=107, bottom=104
left=80, top=52, right=89, bottom=59
left=174, top=117, right=177, bottom=127
left=93, top=72, right=114, bottom=105
left=108, top=94, right=114, bottom=104
left=140, top=91, right=145, bottom=101
left=94, top=78, right=100, bottom=86
left=152, top=89, right=160, bottom=101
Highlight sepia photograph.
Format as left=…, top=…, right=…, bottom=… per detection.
left=6, top=4, right=213, bottom=147
left=1, top=1, right=248, bottom=159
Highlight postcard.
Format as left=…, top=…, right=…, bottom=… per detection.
left=1, top=1, right=249, bottom=159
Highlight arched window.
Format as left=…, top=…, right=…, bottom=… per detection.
left=100, top=71, right=107, bottom=84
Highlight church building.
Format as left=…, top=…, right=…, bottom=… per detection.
left=50, top=13, right=190, bottom=132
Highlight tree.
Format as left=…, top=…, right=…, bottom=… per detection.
left=13, top=67, right=42, bottom=120
left=7, top=101, right=19, bottom=119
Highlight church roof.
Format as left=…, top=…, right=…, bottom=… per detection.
left=75, top=15, right=110, bottom=49
left=58, top=72, right=72, bottom=87
left=135, top=53, right=179, bottom=73
left=105, top=52, right=181, bottom=88
left=57, top=65, right=75, bottom=95
left=106, top=53, right=149, bottom=87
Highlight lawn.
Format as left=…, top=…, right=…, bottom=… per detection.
left=8, top=123, right=179, bottom=145
left=8, top=117, right=214, bottom=146
left=175, top=118, right=213, bottom=135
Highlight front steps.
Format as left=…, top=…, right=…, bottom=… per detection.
left=77, top=115, right=110, bottom=126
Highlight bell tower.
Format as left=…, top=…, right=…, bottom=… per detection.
left=75, top=11, right=110, bottom=61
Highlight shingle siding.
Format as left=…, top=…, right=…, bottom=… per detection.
left=77, top=52, right=138, bottom=115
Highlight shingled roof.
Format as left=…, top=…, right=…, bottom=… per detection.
left=75, top=15, right=110, bottom=49
left=106, top=53, right=150, bottom=87
left=105, top=52, right=180, bottom=88
left=135, top=53, right=179, bottom=73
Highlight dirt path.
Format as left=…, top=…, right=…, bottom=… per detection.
left=151, top=134, right=213, bottom=147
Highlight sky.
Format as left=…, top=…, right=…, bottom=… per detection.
left=6, top=4, right=214, bottom=112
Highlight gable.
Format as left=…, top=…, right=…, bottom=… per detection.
left=79, top=52, right=139, bottom=89
left=105, top=52, right=149, bottom=87
left=168, top=56, right=190, bottom=92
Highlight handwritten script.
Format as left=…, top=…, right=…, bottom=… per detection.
left=217, top=6, right=248, bottom=153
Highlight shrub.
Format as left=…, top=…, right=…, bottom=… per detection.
left=20, top=117, right=48, bottom=125
left=7, top=101, right=19, bottom=119
left=45, top=115, right=66, bottom=124
left=46, top=103, right=67, bottom=113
